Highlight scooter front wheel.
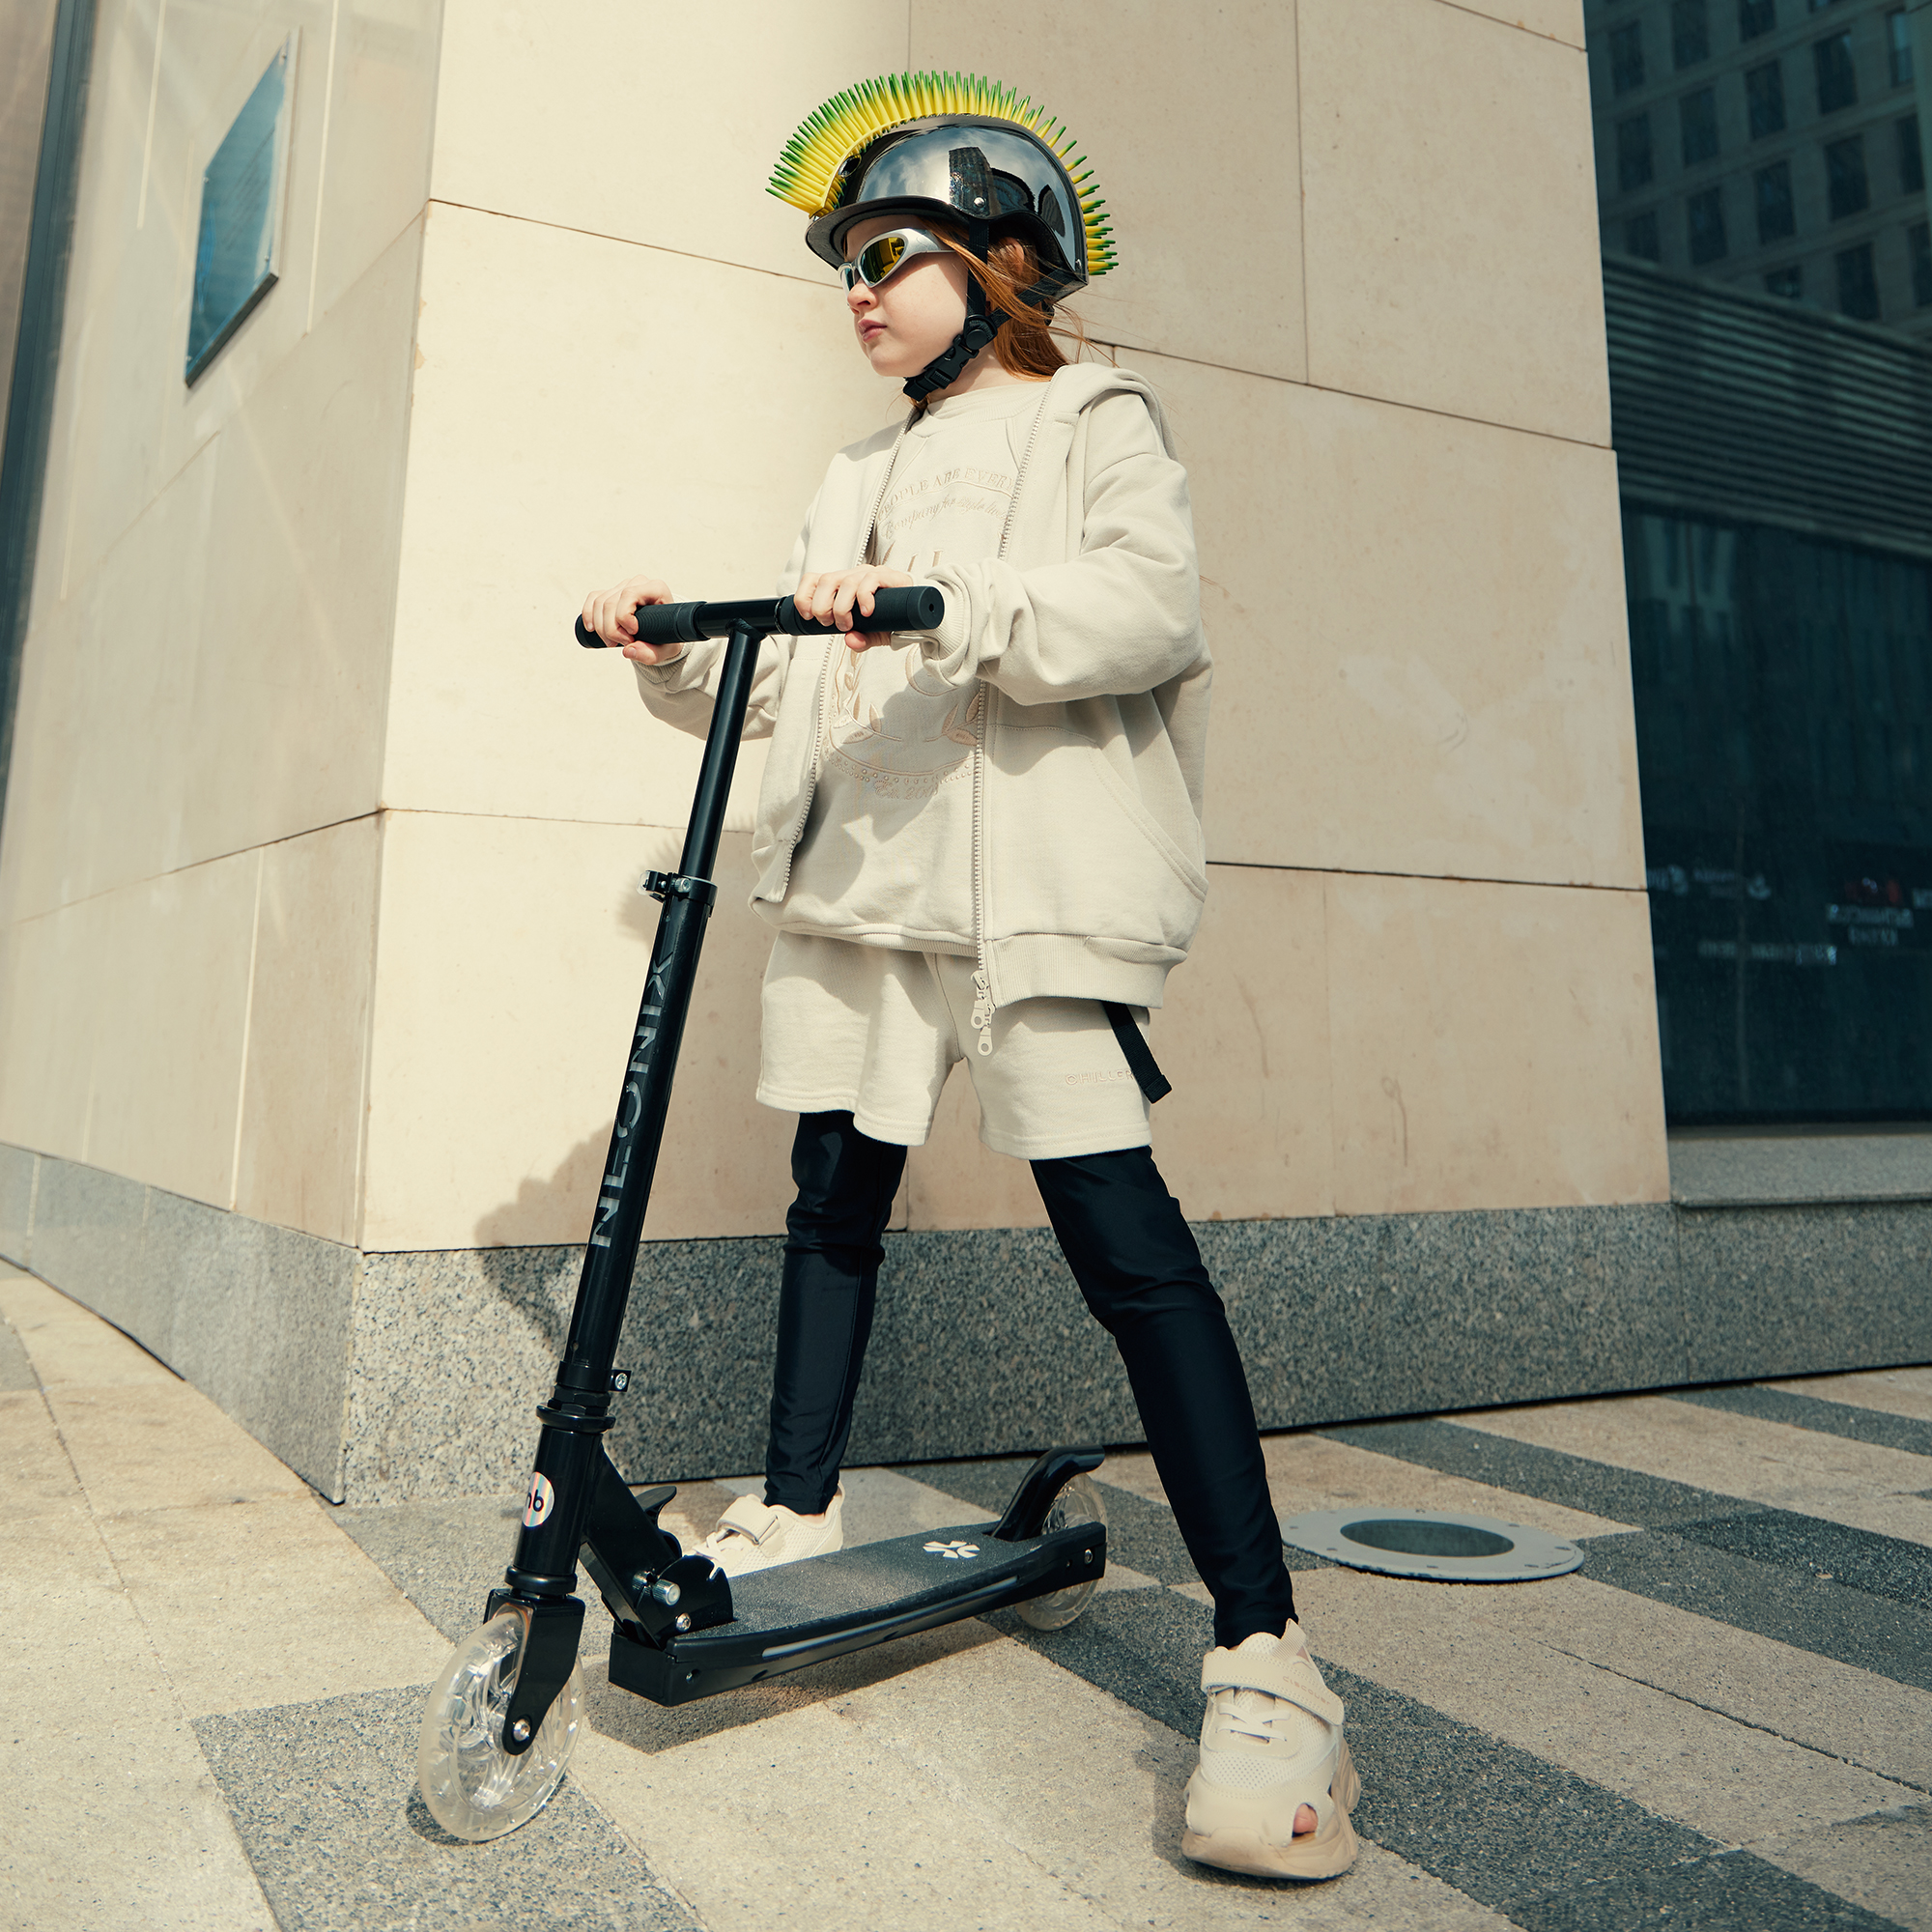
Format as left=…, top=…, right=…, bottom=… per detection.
left=1017, top=1473, right=1108, bottom=1632
left=416, top=1609, right=585, bottom=1840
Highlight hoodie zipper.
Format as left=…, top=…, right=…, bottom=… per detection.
left=767, top=438, right=902, bottom=903
left=969, top=391, right=1050, bottom=1056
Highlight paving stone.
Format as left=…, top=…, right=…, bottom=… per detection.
left=194, top=1686, right=697, bottom=1932
left=1674, top=1384, right=1932, bottom=1463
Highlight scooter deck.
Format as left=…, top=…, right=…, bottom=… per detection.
left=607, top=1516, right=1105, bottom=1706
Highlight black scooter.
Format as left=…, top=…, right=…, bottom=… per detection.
left=415, top=589, right=1110, bottom=1841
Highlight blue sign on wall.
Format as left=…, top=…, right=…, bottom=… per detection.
left=185, top=36, right=296, bottom=384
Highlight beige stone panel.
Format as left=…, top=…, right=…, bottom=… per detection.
left=430, top=3, right=906, bottom=283
left=1452, top=0, right=1584, bottom=45
left=305, top=0, right=440, bottom=324
left=102, top=1497, right=448, bottom=1716
left=0, top=444, right=218, bottom=926
left=359, top=811, right=795, bottom=1253
left=59, top=1, right=316, bottom=588
left=385, top=204, right=891, bottom=831
left=1325, top=874, right=1669, bottom=1213
left=913, top=0, right=1306, bottom=380
left=1131, top=353, right=1643, bottom=886
left=0, top=1273, right=177, bottom=1389
left=1767, top=1366, right=1932, bottom=1425
left=1154, top=864, right=1333, bottom=1220
left=177, top=217, right=418, bottom=866
left=47, top=1382, right=313, bottom=1510
left=1459, top=1392, right=1932, bottom=1538
left=1293, top=1565, right=1917, bottom=1842
left=0, top=592, right=85, bottom=930
left=906, top=867, right=1331, bottom=1230
left=233, top=813, right=380, bottom=1243
left=1299, top=0, right=1609, bottom=442
left=0, top=852, right=259, bottom=1198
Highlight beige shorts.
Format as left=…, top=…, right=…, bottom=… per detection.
left=757, top=931, right=1151, bottom=1159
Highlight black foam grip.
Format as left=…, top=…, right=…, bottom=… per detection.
left=842, top=584, right=945, bottom=634
left=634, top=601, right=706, bottom=646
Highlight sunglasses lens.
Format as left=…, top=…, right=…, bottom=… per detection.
left=856, top=232, right=910, bottom=288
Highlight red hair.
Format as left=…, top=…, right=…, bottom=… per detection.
left=927, top=221, right=1098, bottom=385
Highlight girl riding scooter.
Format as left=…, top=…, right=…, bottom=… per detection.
left=581, top=73, right=1360, bottom=1883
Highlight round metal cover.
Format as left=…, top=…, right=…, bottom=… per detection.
left=1279, top=1508, right=1584, bottom=1583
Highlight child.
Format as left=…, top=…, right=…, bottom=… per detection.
left=581, top=74, right=1359, bottom=1884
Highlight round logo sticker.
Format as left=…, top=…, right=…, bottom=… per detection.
left=523, top=1471, right=555, bottom=1528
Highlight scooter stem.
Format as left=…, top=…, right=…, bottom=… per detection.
left=506, top=617, right=762, bottom=1603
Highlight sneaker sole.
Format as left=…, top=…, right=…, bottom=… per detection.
left=1181, top=1738, right=1362, bottom=1883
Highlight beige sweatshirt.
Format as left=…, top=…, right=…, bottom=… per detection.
left=781, top=382, right=1047, bottom=952
left=636, top=361, right=1211, bottom=1020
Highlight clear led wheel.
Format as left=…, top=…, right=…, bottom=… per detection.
left=1017, top=1473, right=1107, bottom=1632
left=416, top=1608, right=584, bottom=1840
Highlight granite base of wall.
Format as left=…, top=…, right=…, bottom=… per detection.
left=4, top=1143, right=1927, bottom=1506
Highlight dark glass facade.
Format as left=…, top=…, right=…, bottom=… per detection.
left=1588, top=0, right=1932, bottom=1122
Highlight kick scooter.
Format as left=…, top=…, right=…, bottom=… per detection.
left=416, top=587, right=1110, bottom=1841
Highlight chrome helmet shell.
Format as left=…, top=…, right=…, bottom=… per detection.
left=805, top=118, right=1092, bottom=298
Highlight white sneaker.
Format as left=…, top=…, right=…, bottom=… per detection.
left=698, top=1488, right=845, bottom=1578
left=1181, top=1622, right=1361, bottom=1881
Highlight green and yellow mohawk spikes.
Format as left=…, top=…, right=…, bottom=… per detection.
left=768, top=71, right=1117, bottom=277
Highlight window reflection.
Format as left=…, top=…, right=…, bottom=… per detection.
left=1588, top=0, right=1932, bottom=1121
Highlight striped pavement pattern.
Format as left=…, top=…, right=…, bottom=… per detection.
left=6, top=1259, right=1926, bottom=1932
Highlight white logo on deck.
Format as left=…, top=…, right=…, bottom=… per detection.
left=924, top=1540, right=980, bottom=1560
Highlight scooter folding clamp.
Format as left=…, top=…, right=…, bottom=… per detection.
left=640, top=869, right=718, bottom=908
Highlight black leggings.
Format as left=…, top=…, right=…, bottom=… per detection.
left=766, top=1110, right=1295, bottom=1649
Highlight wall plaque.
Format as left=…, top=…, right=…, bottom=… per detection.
left=185, top=34, right=297, bottom=384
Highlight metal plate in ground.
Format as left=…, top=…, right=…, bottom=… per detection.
left=1280, top=1508, right=1584, bottom=1582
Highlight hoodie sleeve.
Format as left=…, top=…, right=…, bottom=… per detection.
left=912, top=392, right=1204, bottom=705
left=630, top=488, right=824, bottom=742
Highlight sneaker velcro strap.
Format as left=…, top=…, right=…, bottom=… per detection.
left=716, top=1495, right=781, bottom=1546
left=1201, top=1648, right=1346, bottom=1727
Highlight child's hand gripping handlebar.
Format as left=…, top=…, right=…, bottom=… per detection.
left=574, top=585, right=945, bottom=649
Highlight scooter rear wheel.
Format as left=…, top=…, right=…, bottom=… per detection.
left=1016, top=1473, right=1108, bottom=1632
left=416, top=1608, right=584, bottom=1840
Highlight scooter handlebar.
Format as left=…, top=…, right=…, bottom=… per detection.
left=575, top=585, right=945, bottom=651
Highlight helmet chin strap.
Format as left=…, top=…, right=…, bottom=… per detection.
left=902, top=224, right=1006, bottom=403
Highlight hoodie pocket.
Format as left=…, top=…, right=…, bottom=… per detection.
left=989, top=738, right=1208, bottom=954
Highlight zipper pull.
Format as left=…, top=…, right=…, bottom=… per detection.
left=970, top=968, right=995, bottom=1054
left=969, top=969, right=992, bottom=1033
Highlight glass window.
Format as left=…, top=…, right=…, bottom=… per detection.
left=1674, top=0, right=1713, bottom=67
left=1889, top=9, right=1915, bottom=86
left=1689, top=185, right=1730, bottom=262
left=1834, top=241, right=1879, bottom=317
left=1815, top=31, right=1858, bottom=113
left=1747, top=61, right=1787, bottom=138
left=1626, top=511, right=1932, bottom=1122
left=1827, top=134, right=1870, bottom=218
left=1682, top=87, right=1721, bottom=165
left=1755, top=160, right=1797, bottom=241
left=1588, top=0, right=1932, bottom=1129
left=1612, top=21, right=1647, bottom=94
left=1900, top=115, right=1926, bottom=195
left=1618, top=113, right=1656, bottom=190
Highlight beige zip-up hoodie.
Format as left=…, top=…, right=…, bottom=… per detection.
left=635, top=361, right=1211, bottom=1017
